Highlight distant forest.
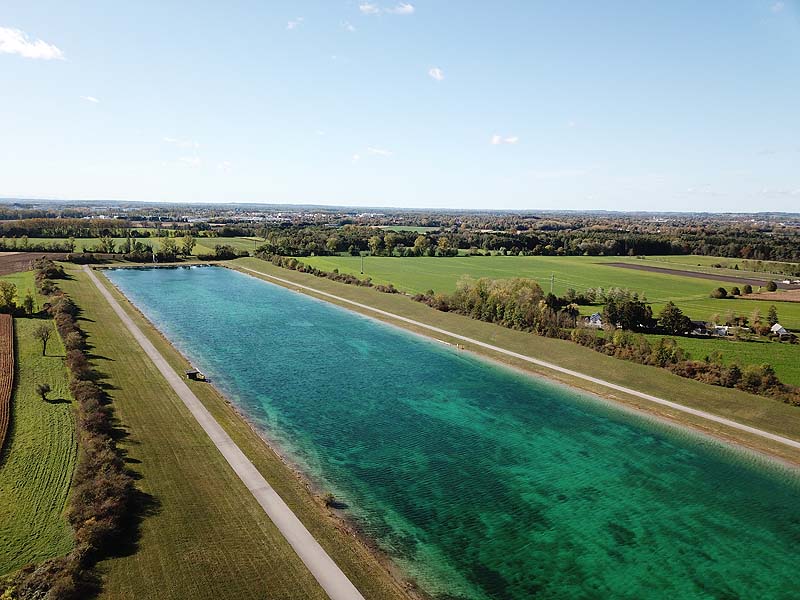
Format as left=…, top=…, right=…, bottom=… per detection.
left=0, top=207, right=798, bottom=263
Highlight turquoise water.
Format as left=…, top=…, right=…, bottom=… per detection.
left=107, top=266, right=800, bottom=600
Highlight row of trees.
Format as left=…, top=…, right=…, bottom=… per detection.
left=4, top=259, right=136, bottom=599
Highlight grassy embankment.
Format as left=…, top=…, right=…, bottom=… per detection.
left=0, top=311, right=76, bottom=575
left=59, top=266, right=409, bottom=600
left=299, top=254, right=800, bottom=381
left=232, top=257, right=800, bottom=465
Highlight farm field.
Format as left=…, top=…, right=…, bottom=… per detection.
left=643, top=334, right=800, bottom=387
left=59, top=267, right=408, bottom=600
left=0, top=318, right=76, bottom=575
left=641, top=255, right=800, bottom=277
left=0, top=316, right=12, bottom=452
left=299, top=255, right=800, bottom=329
left=4, top=236, right=261, bottom=256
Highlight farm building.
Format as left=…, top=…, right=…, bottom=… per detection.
left=771, top=323, right=794, bottom=341
left=585, top=313, right=603, bottom=328
left=690, top=320, right=710, bottom=336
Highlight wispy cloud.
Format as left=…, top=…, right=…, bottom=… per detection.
left=386, top=3, right=415, bottom=15
left=771, top=1, right=785, bottom=13
left=287, top=17, right=304, bottom=30
left=81, top=95, right=100, bottom=104
left=179, top=157, right=201, bottom=167
left=359, top=2, right=414, bottom=15
left=342, top=20, right=356, bottom=32
left=163, top=136, right=200, bottom=150
left=367, top=147, right=392, bottom=156
left=218, top=160, right=232, bottom=173
left=352, top=153, right=361, bottom=164
left=491, top=135, right=519, bottom=145
left=428, top=67, right=444, bottom=81
left=0, top=27, right=64, bottom=60
left=359, top=3, right=381, bottom=15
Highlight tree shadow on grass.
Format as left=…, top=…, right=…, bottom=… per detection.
left=45, top=397, right=72, bottom=405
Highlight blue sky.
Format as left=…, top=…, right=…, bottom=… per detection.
left=1, top=1, right=798, bottom=211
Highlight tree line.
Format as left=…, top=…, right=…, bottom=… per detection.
left=2, top=259, right=137, bottom=599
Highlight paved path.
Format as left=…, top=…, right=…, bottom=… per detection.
left=238, top=265, right=800, bottom=452
left=84, top=266, right=365, bottom=600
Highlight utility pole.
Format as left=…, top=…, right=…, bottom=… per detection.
left=360, top=252, right=364, bottom=275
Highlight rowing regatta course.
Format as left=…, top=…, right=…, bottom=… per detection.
left=106, top=265, right=800, bottom=600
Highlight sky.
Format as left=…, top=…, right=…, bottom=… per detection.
left=0, top=1, right=799, bottom=212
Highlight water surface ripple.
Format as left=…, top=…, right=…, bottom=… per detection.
left=106, top=266, right=800, bottom=600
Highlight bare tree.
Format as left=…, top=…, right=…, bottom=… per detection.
left=33, top=324, right=52, bottom=356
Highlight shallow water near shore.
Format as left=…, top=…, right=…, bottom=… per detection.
left=107, top=265, right=800, bottom=600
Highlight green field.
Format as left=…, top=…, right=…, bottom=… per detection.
left=4, top=236, right=261, bottom=256
left=0, top=318, right=76, bottom=575
left=59, top=266, right=407, bottom=600
left=644, top=334, right=800, bottom=387
left=299, top=255, right=800, bottom=330
left=641, top=254, right=800, bottom=277
left=0, top=271, right=41, bottom=309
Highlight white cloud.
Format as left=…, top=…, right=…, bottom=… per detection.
left=315, top=130, right=326, bottom=136
left=359, top=3, right=380, bottom=15
left=771, top=2, right=785, bottom=12
left=352, top=153, right=361, bottom=163
left=218, top=160, right=232, bottom=173
left=386, top=3, right=415, bottom=15
left=342, top=20, right=356, bottom=32
left=287, top=17, right=304, bottom=30
left=367, top=147, right=392, bottom=156
left=0, top=27, right=64, bottom=60
left=491, top=135, right=519, bottom=145
left=179, top=157, right=201, bottom=167
left=360, top=2, right=414, bottom=15
left=428, top=67, right=444, bottom=81
left=81, top=95, right=100, bottom=104
left=163, top=136, right=200, bottom=150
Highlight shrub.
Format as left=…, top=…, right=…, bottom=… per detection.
left=710, top=287, right=728, bottom=299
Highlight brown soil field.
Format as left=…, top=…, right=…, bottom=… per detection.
left=0, top=253, right=67, bottom=276
left=748, top=289, right=800, bottom=303
left=0, top=314, right=13, bottom=453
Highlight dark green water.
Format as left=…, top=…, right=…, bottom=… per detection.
left=106, top=266, right=800, bottom=600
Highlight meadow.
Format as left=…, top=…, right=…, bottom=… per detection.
left=4, top=236, right=262, bottom=256
left=0, top=318, right=76, bottom=575
left=299, top=255, right=800, bottom=329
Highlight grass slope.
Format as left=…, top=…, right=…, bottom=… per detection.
left=59, top=267, right=409, bottom=600
left=233, top=257, right=800, bottom=465
left=0, top=318, right=76, bottom=575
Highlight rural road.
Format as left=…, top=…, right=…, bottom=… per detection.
left=84, top=266, right=366, bottom=600
left=237, top=265, right=800, bottom=453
